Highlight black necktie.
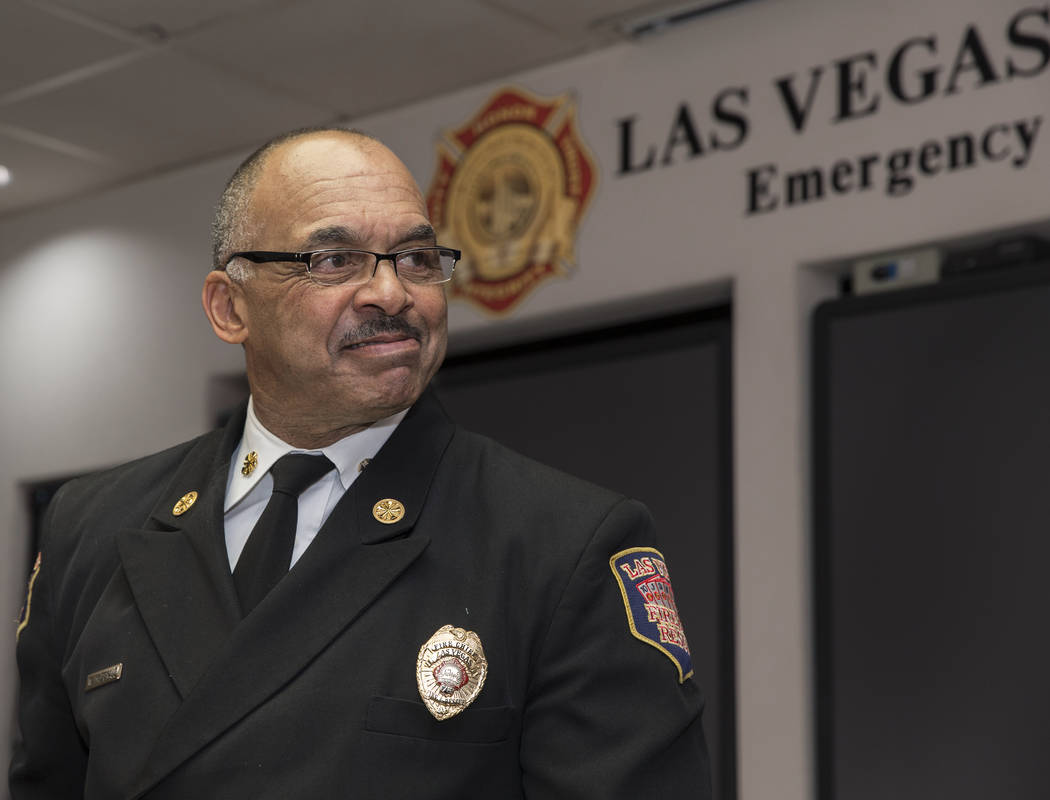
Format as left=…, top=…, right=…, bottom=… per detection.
left=234, top=453, right=333, bottom=615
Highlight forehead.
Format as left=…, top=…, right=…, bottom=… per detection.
left=248, top=134, right=429, bottom=247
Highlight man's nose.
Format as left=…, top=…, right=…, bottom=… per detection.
left=353, top=259, right=412, bottom=315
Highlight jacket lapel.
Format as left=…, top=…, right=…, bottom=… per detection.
left=130, top=392, right=455, bottom=797
left=116, top=407, right=245, bottom=699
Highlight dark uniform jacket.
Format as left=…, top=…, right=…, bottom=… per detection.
left=11, top=392, right=711, bottom=799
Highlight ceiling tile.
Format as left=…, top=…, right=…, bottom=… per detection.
left=0, top=48, right=336, bottom=172
left=45, top=0, right=278, bottom=36
left=0, top=0, right=680, bottom=219
left=0, top=129, right=128, bottom=218
left=176, top=0, right=586, bottom=117
left=0, top=1, right=137, bottom=97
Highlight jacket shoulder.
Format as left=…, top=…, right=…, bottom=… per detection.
left=450, top=427, right=627, bottom=508
left=442, top=427, right=654, bottom=560
left=48, top=435, right=210, bottom=523
left=41, top=428, right=226, bottom=567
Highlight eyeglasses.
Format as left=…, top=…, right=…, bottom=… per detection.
left=225, top=246, right=460, bottom=286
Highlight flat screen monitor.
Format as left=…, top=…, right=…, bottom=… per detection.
left=813, top=264, right=1050, bottom=800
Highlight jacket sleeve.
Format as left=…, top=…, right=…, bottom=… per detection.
left=519, top=497, right=713, bottom=799
left=9, top=487, right=89, bottom=799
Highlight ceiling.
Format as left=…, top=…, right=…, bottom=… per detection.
left=0, top=0, right=722, bottom=220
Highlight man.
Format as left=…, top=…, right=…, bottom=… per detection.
left=11, top=128, right=711, bottom=798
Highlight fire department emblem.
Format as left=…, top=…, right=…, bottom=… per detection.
left=416, top=625, right=488, bottom=720
left=610, top=547, right=693, bottom=682
left=426, top=86, right=598, bottom=314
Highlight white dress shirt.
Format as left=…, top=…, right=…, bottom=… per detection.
left=223, top=397, right=406, bottom=570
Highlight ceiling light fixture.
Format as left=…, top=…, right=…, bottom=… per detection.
left=0, top=165, right=11, bottom=186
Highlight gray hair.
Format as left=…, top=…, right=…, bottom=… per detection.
left=211, top=126, right=377, bottom=278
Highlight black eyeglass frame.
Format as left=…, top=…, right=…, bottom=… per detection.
left=224, top=246, right=461, bottom=285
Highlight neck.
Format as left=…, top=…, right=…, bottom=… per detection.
left=250, top=397, right=375, bottom=449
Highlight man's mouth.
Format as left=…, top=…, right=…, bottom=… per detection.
left=345, top=333, right=416, bottom=350
left=338, top=318, right=423, bottom=351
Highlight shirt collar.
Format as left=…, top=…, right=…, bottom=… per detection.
left=225, top=396, right=408, bottom=512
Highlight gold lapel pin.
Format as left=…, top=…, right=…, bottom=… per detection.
left=172, top=491, right=198, bottom=516
left=372, top=498, right=405, bottom=524
left=241, top=451, right=259, bottom=476
left=416, top=625, right=488, bottom=720
left=357, top=458, right=371, bottom=472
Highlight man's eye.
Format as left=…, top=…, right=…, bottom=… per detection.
left=313, top=251, right=367, bottom=273
left=399, top=249, right=439, bottom=270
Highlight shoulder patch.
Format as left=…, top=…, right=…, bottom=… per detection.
left=609, top=547, right=693, bottom=682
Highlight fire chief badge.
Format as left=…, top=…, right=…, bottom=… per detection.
left=610, top=547, right=693, bottom=682
left=416, top=625, right=488, bottom=720
left=426, top=86, right=597, bottom=314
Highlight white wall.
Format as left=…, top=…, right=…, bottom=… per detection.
left=0, top=157, right=247, bottom=778
left=2, top=1, right=1047, bottom=797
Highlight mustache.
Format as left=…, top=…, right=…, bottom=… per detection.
left=337, top=316, right=423, bottom=348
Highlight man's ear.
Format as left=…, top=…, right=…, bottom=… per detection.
left=202, top=271, right=249, bottom=344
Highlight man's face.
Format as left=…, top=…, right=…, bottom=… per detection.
left=219, top=134, right=448, bottom=441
